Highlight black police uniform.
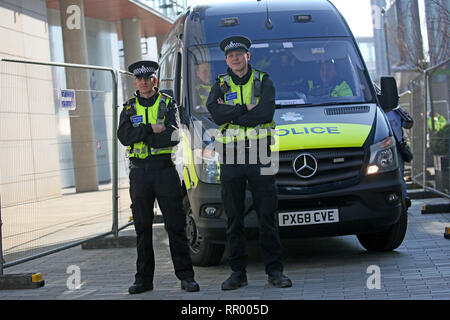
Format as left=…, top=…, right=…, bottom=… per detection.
left=118, top=61, right=197, bottom=293
left=206, top=36, right=291, bottom=289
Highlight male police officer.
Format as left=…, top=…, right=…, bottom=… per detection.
left=206, top=36, right=292, bottom=290
left=387, top=107, right=414, bottom=208
left=118, top=60, right=199, bottom=294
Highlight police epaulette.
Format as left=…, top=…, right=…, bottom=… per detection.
left=123, top=98, right=136, bottom=116
left=123, top=97, right=135, bottom=107
left=159, top=93, right=169, bottom=104
left=217, top=73, right=228, bottom=80
left=159, top=92, right=171, bottom=101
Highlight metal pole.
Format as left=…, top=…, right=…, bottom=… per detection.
left=423, top=70, right=428, bottom=188
left=382, top=8, right=391, bottom=75
left=3, top=221, right=134, bottom=269
left=111, top=70, right=119, bottom=239
left=0, top=57, right=115, bottom=73
left=0, top=194, right=4, bottom=276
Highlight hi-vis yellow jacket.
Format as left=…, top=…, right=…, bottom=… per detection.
left=215, top=69, right=275, bottom=144
left=126, top=94, right=174, bottom=159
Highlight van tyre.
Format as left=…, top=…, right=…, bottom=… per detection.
left=183, top=196, right=224, bottom=266
left=356, top=200, right=408, bottom=251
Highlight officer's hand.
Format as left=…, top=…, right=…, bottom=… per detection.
left=151, top=124, right=166, bottom=133
left=217, top=98, right=224, bottom=104
left=247, top=103, right=257, bottom=111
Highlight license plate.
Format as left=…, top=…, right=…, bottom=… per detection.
left=278, top=209, right=339, bottom=227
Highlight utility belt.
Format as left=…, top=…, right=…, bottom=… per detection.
left=218, top=135, right=273, bottom=149
left=129, top=154, right=174, bottom=170
left=216, top=136, right=273, bottom=166
left=216, top=122, right=275, bottom=145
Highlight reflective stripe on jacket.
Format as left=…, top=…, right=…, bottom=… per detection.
left=127, top=94, right=173, bottom=159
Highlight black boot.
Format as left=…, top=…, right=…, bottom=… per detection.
left=221, top=271, right=248, bottom=290
left=268, top=271, right=292, bottom=288
left=128, top=282, right=153, bottom=294
left=181, top=278, right=200, bottom=292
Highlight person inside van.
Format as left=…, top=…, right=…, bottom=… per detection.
left=308, top=59, right=353, bottom=98
left=194, top=61, right=212, bottom=111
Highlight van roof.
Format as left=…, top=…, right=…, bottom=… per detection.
left=185, top=0, right=352, bottom=48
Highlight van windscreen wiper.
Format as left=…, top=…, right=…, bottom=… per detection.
left=275, top=103, right=313, bottom=108
left=305, top=101, right=368, bottom=108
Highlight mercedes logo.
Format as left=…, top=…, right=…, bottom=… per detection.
left=292, top=153, right=318, bottom=178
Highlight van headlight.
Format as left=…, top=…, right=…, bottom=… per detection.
left=366, top=136, right=398, bottom=175
left=194, top=147, right=221, bottom=184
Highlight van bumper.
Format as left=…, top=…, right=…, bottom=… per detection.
left=188, top=170, right=403, bottom=243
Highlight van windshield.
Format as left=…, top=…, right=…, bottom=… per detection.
left=188, top=38, right=374, bottom=114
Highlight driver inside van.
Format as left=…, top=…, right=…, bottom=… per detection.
left=308, top=59, right=353, bottom=97
left=194, top=62, right=212, bottom=111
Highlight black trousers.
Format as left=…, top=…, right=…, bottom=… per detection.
left=220, top=161, right=284, bottom=275
left=129, top=160, right=194, bottom=284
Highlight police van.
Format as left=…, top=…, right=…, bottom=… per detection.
left=158, top=0, right=406, bottom=266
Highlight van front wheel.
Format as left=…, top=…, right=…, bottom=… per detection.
left=356, top=202, right=408, bottom=251
left=184, top=196, right=224, bottom=266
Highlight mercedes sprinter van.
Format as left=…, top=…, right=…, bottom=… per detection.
left=158, top=0, right=406, bottom=266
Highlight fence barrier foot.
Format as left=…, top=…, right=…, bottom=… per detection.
left=407, top=188, right=443, bottom=200
left=421, top=203, right=450, bottom=214
left=81, top=235, right=136, bottom=249
left=0, top=273, right=45, bottom=290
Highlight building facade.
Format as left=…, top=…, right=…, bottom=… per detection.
left=0, top=0, right=183, bottom=205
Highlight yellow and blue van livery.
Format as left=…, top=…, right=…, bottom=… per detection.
left=159, top=0, right=406, bottom=266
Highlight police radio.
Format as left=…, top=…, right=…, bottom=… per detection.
left=219, top=81, right=230, bottom=95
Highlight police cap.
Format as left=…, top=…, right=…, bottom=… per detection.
left=128, top=60, right=159, bottom=78
left=219, top=36, right=252, bottom=55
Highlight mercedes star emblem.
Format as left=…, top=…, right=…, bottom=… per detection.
left=292, top=153, right=318, bottom=178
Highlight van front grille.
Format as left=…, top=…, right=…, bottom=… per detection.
left=274, top=148, right=365, bottom=187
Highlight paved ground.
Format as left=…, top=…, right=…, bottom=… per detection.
left=0, top=197, right=449, bottom=302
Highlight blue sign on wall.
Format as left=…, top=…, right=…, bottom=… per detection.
left=60, top=89, right=76, bottom=110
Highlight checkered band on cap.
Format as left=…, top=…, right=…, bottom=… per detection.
left=224, top=41, right=247, bottom=52
left=133, top=65, right=155, bottom=76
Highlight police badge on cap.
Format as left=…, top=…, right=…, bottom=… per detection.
left=128, top=60, right=159, bottom=78
left=219, top=36, right=252, bottom=55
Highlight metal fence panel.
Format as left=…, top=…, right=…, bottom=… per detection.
left=410, top=73, right=426, bottom=186
left=117, top=70, right=133, bottom=227
left=427, top=60, right=450, bottom=195
left=0, top=59, right=128, bottom=267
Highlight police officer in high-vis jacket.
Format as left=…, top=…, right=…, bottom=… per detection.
left=118, top=60, right=199, bottom=294
left=206, top=36, right=292, bottom=290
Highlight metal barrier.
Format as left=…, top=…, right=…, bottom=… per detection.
left=0, top=57, right=134, bottom=273
left=402, top=59, right=450, bottom=199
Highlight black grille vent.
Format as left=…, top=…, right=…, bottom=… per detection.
left=274, top=148, right=364, bottom=187
left=325, top=106, right=370, bottom=115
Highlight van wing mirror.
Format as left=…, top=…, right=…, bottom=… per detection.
left=378, top=76, right=399, bottom=112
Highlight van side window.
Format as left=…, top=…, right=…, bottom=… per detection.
left=159, top=48, right=176, bottom=91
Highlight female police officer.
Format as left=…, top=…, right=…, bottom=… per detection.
left=118, top=60, right=199, bottom=294
left=206, top=36, right=292, bottom=290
